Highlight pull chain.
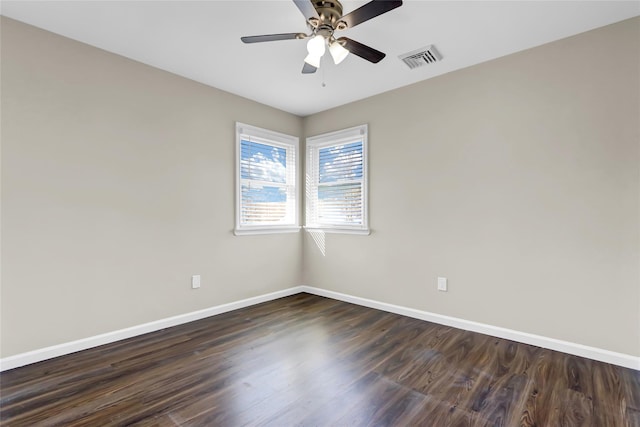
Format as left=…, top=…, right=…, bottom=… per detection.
left=321, top=56, right=326, bottom=88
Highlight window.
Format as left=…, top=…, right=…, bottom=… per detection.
left=306, top=124, right=369, bottom=235
left=235, top=123, right=299, bottom=235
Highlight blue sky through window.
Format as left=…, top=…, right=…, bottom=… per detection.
left=240, top=139, right=288, bottom=205
left=241, top=140, right=286, bottom=184
left=318, top=141, right=363, bottom=184
left=242, top=184, right=286, bottom=203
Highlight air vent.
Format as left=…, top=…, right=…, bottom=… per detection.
left=399, top=45, right=442, bottom=70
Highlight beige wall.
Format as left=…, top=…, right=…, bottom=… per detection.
left=303, top=18, right=640, bottom=356
left=2, top=16, right=638, bottom=359
left=1, top=17, right=303, bottom=357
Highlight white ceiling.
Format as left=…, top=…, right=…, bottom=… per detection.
left=2, top=1, right=639, bottom=116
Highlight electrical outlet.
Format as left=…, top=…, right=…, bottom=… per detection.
left=191, top=275, right=201, bottom=289
left=437, top=277, right=447, bottom=292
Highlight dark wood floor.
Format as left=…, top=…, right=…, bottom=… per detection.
left=1, top=293, right=638, bottom=426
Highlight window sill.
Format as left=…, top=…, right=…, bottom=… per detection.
left=304, top=226, right=371, bottom=236
left=234, top=226, right=301, bottom=236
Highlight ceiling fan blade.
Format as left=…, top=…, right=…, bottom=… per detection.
left=241, top=33, right=306, bottom=43
left=338, top=37, right=386, bottom=63
left=293, top=0, right=319, bottom=20
left=302, top=63, right=317, bottom=74
left=340, top=0, right=402, bottom=29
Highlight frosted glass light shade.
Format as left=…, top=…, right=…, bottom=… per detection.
left=304, top=53, right=321, bottom=68
left=329, top=41, right=349, bottom=64
left=306, top=35, right=326, bottom=57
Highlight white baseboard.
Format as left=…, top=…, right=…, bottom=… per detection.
left=299, top=286, right=640, bottom=371
left=0, top=286, right=305, bottom=372
left=2, top=284, right=637, bottom=372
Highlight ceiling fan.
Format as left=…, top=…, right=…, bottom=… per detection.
left=240, top=0, right=403, bottom=74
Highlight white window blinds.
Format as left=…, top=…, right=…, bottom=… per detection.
left=306, top=125, right=369, bottom=234
left=235, top=123, right=299, bottom=235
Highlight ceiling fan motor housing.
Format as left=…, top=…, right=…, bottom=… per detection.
left=310, top=0, right=347, bottom=32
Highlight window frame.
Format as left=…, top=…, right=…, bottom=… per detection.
left=305, top=124, right=370, bottom=235
left=234, top=122, right=300, bottom=236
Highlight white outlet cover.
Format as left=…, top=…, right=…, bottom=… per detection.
left=437, top=277, right=448, bottom=292
left=191, top=275, right=201, bottom=289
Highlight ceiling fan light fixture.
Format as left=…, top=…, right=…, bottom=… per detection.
left=329, top=40, right=349, bottom=64
left=240, top=0, right=404, bottom=74
left=304, top=53, right=322, bottom=68
left=306, top=34, right=326, bottom=57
